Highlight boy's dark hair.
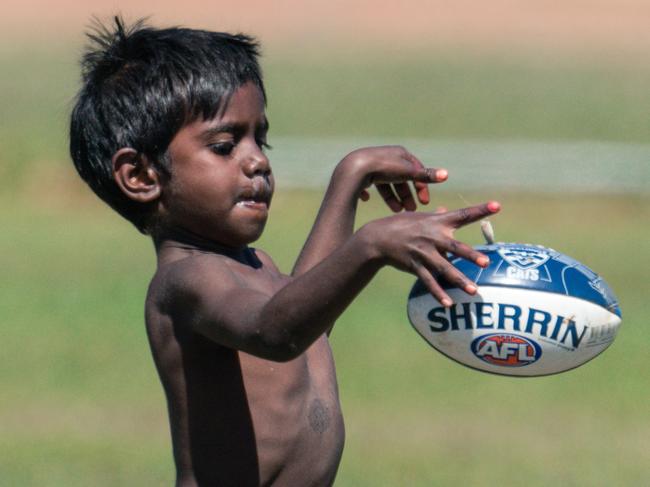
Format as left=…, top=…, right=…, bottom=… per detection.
left=70, top=16, right=265, bottom=234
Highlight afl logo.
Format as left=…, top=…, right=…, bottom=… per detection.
left=471, top=334, right=542, bottom=367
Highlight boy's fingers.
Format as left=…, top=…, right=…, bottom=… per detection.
left=393, top=182, right=416, bottom=211
left=403, top=152, right=447, bottom=182
left=376, top=184, right=403, bottom=212
left=412, top=167, right=448, bottom=184
left=411, top=168, right=446, bottom=205
left=446, top=239, right=490, bottom=267
left=414, top=262, right=452, bottom=307
left=443, top=201, right=500, bottom=228
left=427, top=254, right=478, bottom=296
left=413, top=181, right=430, bottom=205
left=403, top=152, right=445, bottom=204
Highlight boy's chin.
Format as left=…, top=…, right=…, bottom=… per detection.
left=212, top=222, right=268, bottom=248
left=240, top=224, right=266, bottom=245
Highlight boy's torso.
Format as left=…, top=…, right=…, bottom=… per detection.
left=145, top=248, right=345, bottom=486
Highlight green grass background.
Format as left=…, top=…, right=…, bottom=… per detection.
left=2, top=46, right=650, bottom=188
left=2, top=43, right=650, bottom=486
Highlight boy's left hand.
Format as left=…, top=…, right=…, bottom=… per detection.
left=340, top=146, right=447, bottom=212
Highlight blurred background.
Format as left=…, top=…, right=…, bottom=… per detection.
left=2, top=1, right=649, bottom=485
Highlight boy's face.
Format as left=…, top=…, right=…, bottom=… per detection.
left=162, top=82, right=273, bottom=248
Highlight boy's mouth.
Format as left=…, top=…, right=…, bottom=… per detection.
left=236, top=198, right=268, bottom=209
left=236, top=181, right=272, bottom=209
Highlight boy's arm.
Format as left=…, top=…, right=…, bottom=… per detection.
left=169, top=202, right=499, bottom=362
left=291, top=146, right=447, bottom=277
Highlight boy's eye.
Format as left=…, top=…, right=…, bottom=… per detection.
left=257, top=139, right=272, bottom=151
left=209, top=142, right=235, bottom=156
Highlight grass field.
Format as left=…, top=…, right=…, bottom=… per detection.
left=2, top=46, right=650, bottom=190
left=2, top=186, right=648, bottom=486
left=2, top=20, right=650, bottom=484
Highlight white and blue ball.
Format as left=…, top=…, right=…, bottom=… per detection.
left=407, top=243, right=622, bottom=377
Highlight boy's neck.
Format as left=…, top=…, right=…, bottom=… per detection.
left=154, top=227, right=252, bottom=263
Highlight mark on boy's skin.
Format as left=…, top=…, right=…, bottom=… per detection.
left=308, top=398, right=330, bottom=435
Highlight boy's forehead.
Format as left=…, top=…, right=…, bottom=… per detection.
left=202, top=82, right=268, bottom=129
left=221, top=82, right=266, bottom=117
left=189, top=83, right=267, bottom=134
left=171, top=85, right=268, bottom=148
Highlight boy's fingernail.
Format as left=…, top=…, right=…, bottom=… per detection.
left=465, top=284, right=477, bottom=294
left=487, top=201, right=501, bottom=212
left=436, top=169, right=448, bottom=180
left=477, top=256, right=489, bottom=267
left=441, top=297, right=453, bottom=307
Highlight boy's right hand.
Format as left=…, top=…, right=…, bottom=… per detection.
left=359, top=201, right=501, bottom=307
left=338, top=145, right=448, bottom=212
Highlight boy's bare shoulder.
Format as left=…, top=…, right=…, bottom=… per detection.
left=145, top=248, right=289, bottom=352
left=151, top=248, right=282, bottom=295
left=148, top=252, right=241, bottom=310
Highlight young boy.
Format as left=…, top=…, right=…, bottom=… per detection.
left=70, top=17, right=499, bottom=486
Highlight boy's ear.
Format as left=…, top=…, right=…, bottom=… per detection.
left=112, top=148, right=162, bottom=203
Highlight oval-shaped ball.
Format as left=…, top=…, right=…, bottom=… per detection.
left=407, top=243, right=622, bottom=377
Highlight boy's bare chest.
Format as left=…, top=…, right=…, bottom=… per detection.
left=239, top=334, right=339, bottom=403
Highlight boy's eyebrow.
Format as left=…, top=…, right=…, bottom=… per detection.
left=199, top=123, right=240, bottom=140
left=199, top=118, right=270, bottom=140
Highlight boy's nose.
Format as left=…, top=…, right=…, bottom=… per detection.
left=242, top=151, right=271, bottom=177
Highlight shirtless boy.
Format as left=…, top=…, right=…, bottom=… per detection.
left=70, top=17, right=500, bottom=486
